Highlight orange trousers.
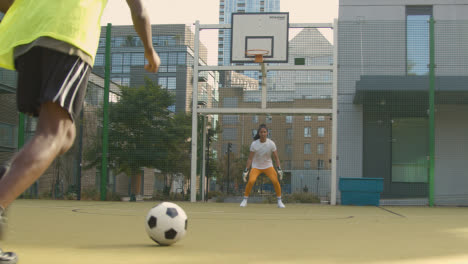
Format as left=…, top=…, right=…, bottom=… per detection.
left=244, top=167, right=281, bottom=197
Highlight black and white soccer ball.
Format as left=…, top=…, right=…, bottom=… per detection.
left=145, top=202, right=188, bottom=246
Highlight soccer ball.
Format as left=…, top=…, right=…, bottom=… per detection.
left=145, top=202, right=188, bottom=246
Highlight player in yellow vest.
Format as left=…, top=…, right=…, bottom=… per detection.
left=0, top=1, right=160, bottom=263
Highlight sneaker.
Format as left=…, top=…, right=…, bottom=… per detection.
left=277, top=199, right=285, bottom=208
left=0, top=164, right=9, bottom=240
left=0, top=210, right=17, bottom=264
left=0, top=249, right=17, bottom=264
left=240, top=199, right=248, bottom=207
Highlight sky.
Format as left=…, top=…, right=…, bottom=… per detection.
left=100, top=0, right=339, bottom=64
left=101, top=0, right=338, bottom=25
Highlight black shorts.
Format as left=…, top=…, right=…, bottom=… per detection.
left=15, top=46, right=91, bottom=122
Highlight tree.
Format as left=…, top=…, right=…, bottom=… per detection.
left=161, top=111, right=192, bottom=194
left=83, top=79, right=192, bottom=197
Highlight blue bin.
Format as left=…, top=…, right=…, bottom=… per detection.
left=339, top=178, right=383, bottom=206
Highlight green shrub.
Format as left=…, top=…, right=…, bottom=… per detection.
left=64, top=192, right=77, bottom=200
left=285, top=192, right=320, bottom=203
left=207, top=191, right=223, bottom=199
left=106, top=192, right=122, bottom=201
left=39, top=191, right=52, bottom=199
left=262, top=193, right=320, bottom=204
left=20, top=193, right=34, bottom=199
left=81, top=188, right=100, bottom=201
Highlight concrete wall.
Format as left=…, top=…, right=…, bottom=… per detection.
left=435, top=105, right=468, bottom=205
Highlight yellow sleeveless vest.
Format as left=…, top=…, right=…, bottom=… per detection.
left=0, top=0, right=108, bottom=70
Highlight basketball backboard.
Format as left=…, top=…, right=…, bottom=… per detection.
left=231, top=12, right=289, bottom=63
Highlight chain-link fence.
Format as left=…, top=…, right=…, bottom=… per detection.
left=2, top=19, right=468, bottom=205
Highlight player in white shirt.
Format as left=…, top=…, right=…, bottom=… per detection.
left=240, top=124, right=285, bottom=208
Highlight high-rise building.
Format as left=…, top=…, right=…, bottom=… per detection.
left=218, top=0, right=280, bottom=66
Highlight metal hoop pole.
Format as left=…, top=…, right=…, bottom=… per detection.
left=261, top=62, right=267, bottom=109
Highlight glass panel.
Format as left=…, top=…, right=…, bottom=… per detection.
left=167, top=77, right=176, bottom=90
left=407, top=15, right=430, bottom=75
left=317, top=143, right=324, bottom=154
left=0, top=122, right=16, bottom=148
left=131, top=53, right=144, bottom=65
left=317, top=127, right=325, bottom=137
left=304, top=143, right=311, bottom=154
left=391, top=118, right=428, bottom=183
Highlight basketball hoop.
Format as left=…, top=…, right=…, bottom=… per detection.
left=246, top=49, right=269, bottom=63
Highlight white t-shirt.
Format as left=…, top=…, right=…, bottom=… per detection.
left=250, top=138, right=277, bottom=169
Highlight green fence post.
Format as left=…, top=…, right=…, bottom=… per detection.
left=101, top=23, right=111, bottom=201
left=428, top=17, right=435, bottom=207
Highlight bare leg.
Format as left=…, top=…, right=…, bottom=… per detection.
left=0, top=102, right=76, bottom=209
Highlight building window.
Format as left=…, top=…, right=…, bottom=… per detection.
left=223, top=115, right=239, bottom=124
left=406, top=6, right=432, bottom=76
left=95, top=54, right=104, bottom=66
left=168, top=105, right=176, bottom=113
left=317, top=143, right=324, bottom=155
left=304, top=160, right=311, bottom=169
left=0, top=122, right=16, bottom=148
left=111, top=53, right=123, bottom=73
left=158, top=78, right=167, bottom=88
left=223, top=128, right=237, bottom=140
left=317, top=127, right=325, bottom=137
left=252, top=115, right=258, bottom=123
left=252, top=129, right=257, bottom=138
left=99, top=38, right=106, bottom=48
left=304, top=127, right=311, bottom=137
left=286, top=116, right=293, bottom=123
left=131, top=53, right=144, bottom=65
left=169, top=53, right=177, bottom=65
left=177, top=53, right=186, bottom=65
left=266, top=115, right=272, bottom=123
left=304, top=116, right=312, bottom=121
left=112, top=37, right=125, bottom=48
left=285, top=144, right=292, bottom=155
left=223, top=97, right=238, bottom=108
left=287, top=128, right=293, bottom=139
left=317, top=159, right=324, bottom=169
left=121, top=77, right=130, bottom=86
left=158, top=77, right=176, bottom=90
left=167, top=77, right=176, bottom=89
left=318, top=116, right=325, bottom=121
left=304, top=143, right=312, bottom=154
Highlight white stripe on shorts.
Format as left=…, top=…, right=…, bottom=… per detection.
left=53, top=57, right=85, bottom=106
left=67, top=63, right=90, bottom=114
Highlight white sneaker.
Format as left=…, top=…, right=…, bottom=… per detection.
left=0, top=207, right=17, bottom=264
left=277, top=199, right=285, bottom=208
left=240, top=199, right=248, bottom=207
left=0, top=249, right=17, bottom=264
